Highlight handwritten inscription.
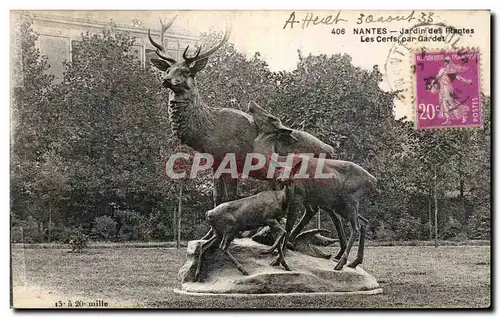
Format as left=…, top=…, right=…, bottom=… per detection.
left=283, top=11, right=347, bottom=29
left=283, top=11, right=437, bottom=30
left=356, top=11, right=434, bottom=24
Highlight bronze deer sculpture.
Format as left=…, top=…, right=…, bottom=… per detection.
left=250, top=124, right=377, bottom=270
left=148, top=17, right=345, bottom=247
left=148, top=16, right=256, bottom=209
left=248, top=101, right=348, bottom=260
left=279, top=157, right=376, bottom=270
left=195, top=181, right=296, bottom=281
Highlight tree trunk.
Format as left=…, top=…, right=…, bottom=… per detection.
left=48, top=205, right=52, bottom=243
left=428, top=187, right=432, bottom=241
left=458, top=154, right=466, bottom=219
left=177, top=183, right=183, bottom=249
left=434, top=164, right=438, bottom=248
left=173, top=199, right=177, bottom=243
left=317, top=209, right=321, bottom=229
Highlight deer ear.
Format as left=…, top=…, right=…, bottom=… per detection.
left=189, top=57, right=209, bottom=75
left=278, top=130, right=299, bottom=144
left=248, top=101, right=265, bottom=114
left=279, top=127, right=293, bottom=135
left=150, top=58, right=171, bottom=71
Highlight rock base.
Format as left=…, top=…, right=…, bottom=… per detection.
left=178, top=238, right=382, bottom=295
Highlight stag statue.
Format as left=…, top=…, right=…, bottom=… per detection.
left=149, top=17, right=344, bottom=244
left=148, top=16, right=256, bottom=208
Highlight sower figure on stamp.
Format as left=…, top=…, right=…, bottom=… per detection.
left=426, top=57, right=472, bottom=125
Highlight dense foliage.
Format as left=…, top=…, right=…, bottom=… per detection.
left=11, top=17, right=491, bottom=243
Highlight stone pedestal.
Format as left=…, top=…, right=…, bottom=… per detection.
left=177, top=238, right=382, bottom=295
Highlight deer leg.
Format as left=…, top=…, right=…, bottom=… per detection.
left=358, top=214, right=369, bottom=226
left=348, top=216, right=367, bottom=268
left=220, top=231, right=236, bottom=250
left=261, top=217, right=285, bottom=255
left=194, top=233, right=219, bottom=282
left=334, top=199, right=360, bottom=271
left=260, top=233, right=282, bottom=254
left=278, top=232, right=291, bottom=270
left=265, top=219, right=291, bottom=270
left=260, top=217, right=291, bottom=254
left=200, top=229, right=213, bottom=241
left=288, top=206, right=316, bottom=244
left=262, top=202, right=304, bottom=255
left=281, top=202, right=301, bottom=257
left=269, top=234, right=284, bottom=266
left=223, top=250, right=249, bottom=275
left=329, top=210, right=347, bottom=261
left=200, top=178, right=226, bottom=241
left=270, top=233, right=291, bottom=270
left=220, top=232, right=248, bottom=275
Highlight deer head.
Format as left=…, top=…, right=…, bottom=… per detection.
left=148, top=16, right=230, bottom=95
left=248, top=101, right=298, bottom=144
left=248, top=101, right=292, bottom=134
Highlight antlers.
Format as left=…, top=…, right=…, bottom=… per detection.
left=148, top=15, right=178, bottom=65
left=183, top=23, right=231, bottom=65
left=148, top=15, right=231, bottom=66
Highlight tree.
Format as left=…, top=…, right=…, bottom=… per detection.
left=91, top=216, right=117, bottom=240
left=394, top=215, right=423, bottom=241
left=51, top=25, right=174, bottom=226
left=11, top=13, right=65, bottom=242
left=468, top=206, right=490, bottom=239
left=196, top=32, right=279, bottom=112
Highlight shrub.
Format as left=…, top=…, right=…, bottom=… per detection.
left=151, top=219, right=171, bottom=241
left=394, top=215, right=422, bottom=241
left=373, top=221, right=394, bottom=241
left=182, top=222, right=210, bottom=241
left=12, top=215, right=43, bottom=243
left=67, top=228, right=89, bottom=253
left=421, top=221, right=432, bottom=240
left=50, top=224, right=73, bottom=243
left=91, top=215, right=117, bottom=240
left=11, top=227, right=23, bottom=243
left=468, top=206, right=490, bottom=239
left=116, top=210, right=143, bottom=241
left=441, top=216, right=463, bottom=240
left=138, top=212, right=162, bottom=241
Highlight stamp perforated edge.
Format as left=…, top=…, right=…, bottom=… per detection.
left=410, top=47, right=484, bottom=131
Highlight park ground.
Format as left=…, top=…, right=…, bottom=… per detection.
left=11, top=243, right=491, bottom=309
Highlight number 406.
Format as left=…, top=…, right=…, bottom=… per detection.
left=418, top=103, right=439, bottom=120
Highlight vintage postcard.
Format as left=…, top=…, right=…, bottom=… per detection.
left=10, top=10, right=491, bottom=309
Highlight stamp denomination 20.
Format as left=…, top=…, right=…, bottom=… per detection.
left=414, top=49, right=482, bottom=129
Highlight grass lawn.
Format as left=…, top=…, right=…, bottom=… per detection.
left=11, top=244, right=491, bottom=309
